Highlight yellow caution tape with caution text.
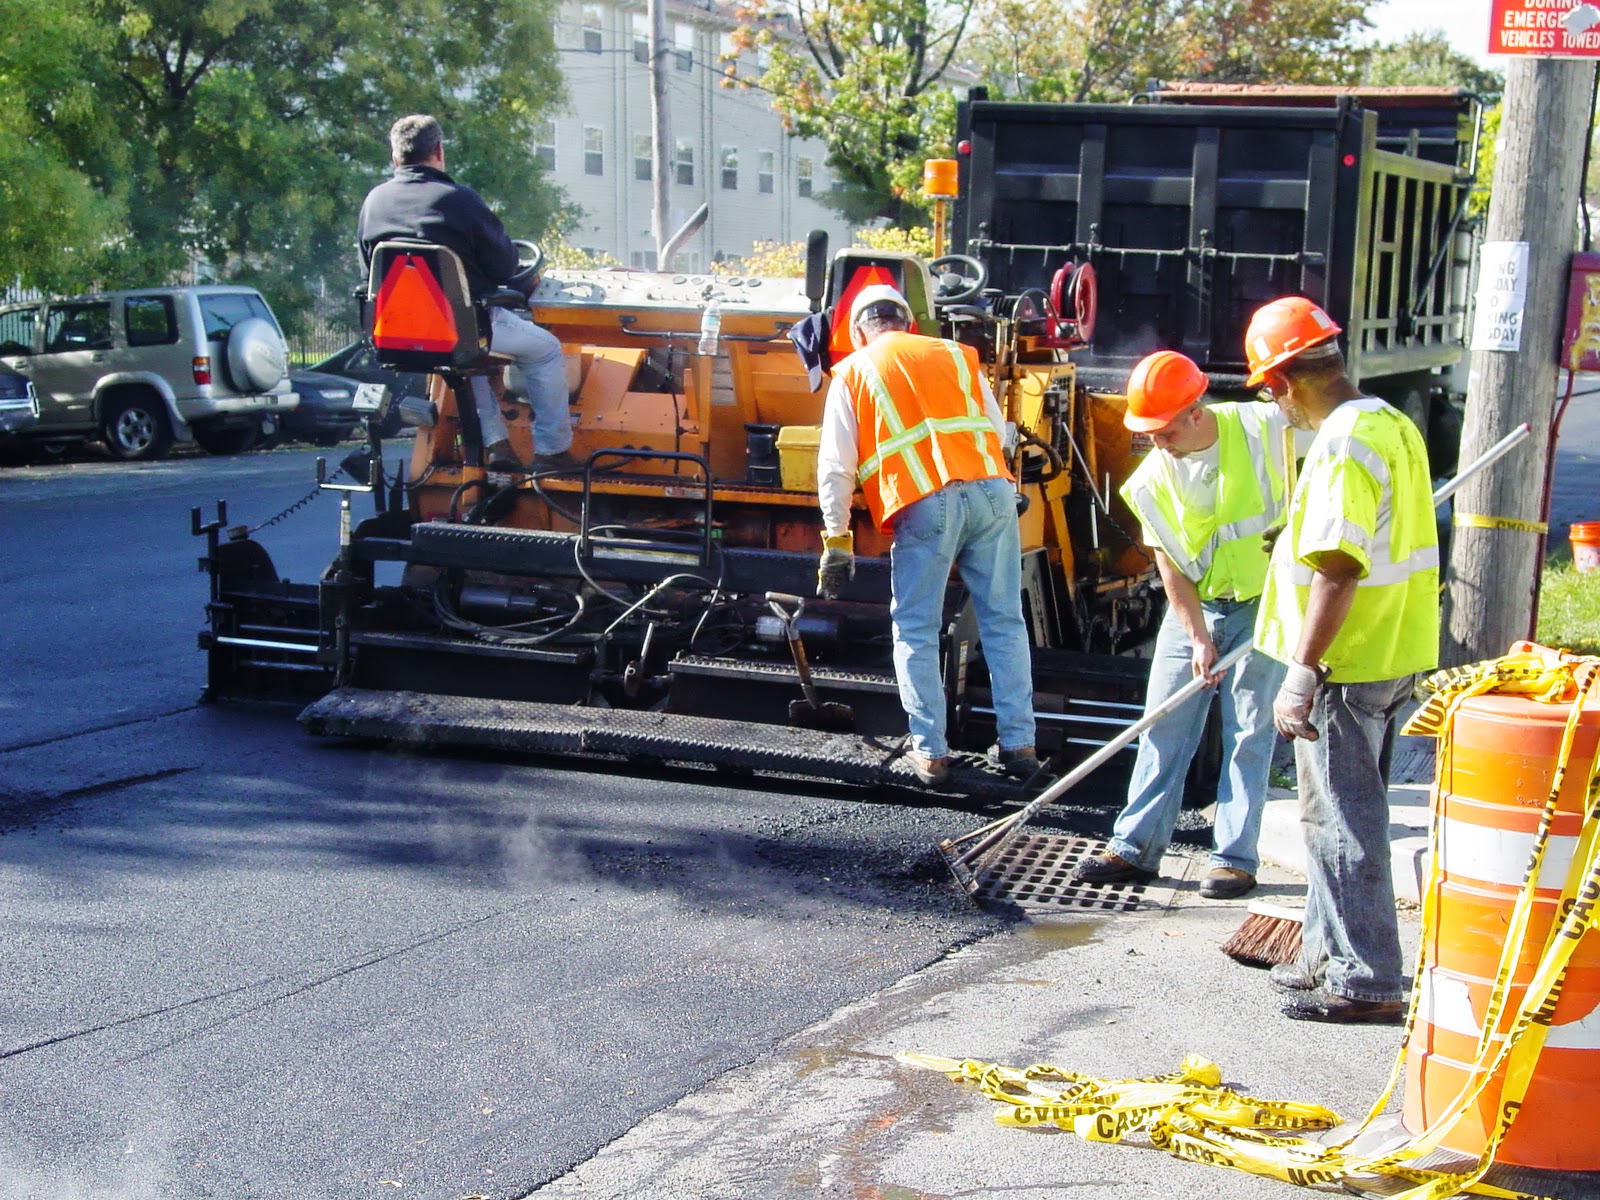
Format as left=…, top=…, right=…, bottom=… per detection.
left=902, top=647, right=1600, bottom=1200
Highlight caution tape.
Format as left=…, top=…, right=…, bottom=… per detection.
left=1453, top=512, right=1549, bottom=534
left=903, top=646, right=1600, bottom=1199
left=1402, top=646, right=1581, bottom=738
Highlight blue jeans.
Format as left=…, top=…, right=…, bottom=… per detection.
left=889, top=477, right=1035, bottom=758
left=480, top=306, right=570, bottom=454
left=1109, top=599, right=1285, bottom=874
left=1295, top=675, right=1413, bottom=1002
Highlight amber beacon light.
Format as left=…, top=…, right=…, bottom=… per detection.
left=923, top=158, right=959, bottom=258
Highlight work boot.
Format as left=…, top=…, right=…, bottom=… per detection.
left=1269, top=961, right=1320, bottom=993
left=990, top=745, right=1042, bottom=778
left=485, top=440, right=532, bottom=473
left=1199, top=867, right=1256, bottom=900
left=905, top=752, right=949, bottom=786
left=532, top=449, right=584, bottom=473
left=1280, top=987, right=1404, bottom=1024
left=1071, top=852, right=1157, bottom=885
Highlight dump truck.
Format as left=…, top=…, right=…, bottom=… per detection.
left=954, top=84, right=1480, bottom=472
left=193, top=87, right=1479, bottom=794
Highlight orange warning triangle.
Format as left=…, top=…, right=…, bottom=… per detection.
left=372, top=255, right=459, bottom=353
left=829, top=264, right=899, bottom=358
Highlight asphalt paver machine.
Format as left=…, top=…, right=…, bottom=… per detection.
left=194, top=232, right=1161, bottom=795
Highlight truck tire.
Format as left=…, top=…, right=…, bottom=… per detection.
left=223, top=317, right=288, bottom=393
left=193, top=423, right=259, bottom=455
left=101, top=391, right=173, bottom=461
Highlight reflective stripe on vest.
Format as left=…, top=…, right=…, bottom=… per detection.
left=1120, top=402, right=1287, bottom=601
left=844, top=333, right=1007, bottom=530
left=1253, top=397, right=1440, bottom=683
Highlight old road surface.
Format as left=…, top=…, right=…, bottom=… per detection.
left=0, top=445, right=1031, bottom=1198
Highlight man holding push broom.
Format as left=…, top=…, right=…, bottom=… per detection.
left=1073, top=350, right=1292, bottom=900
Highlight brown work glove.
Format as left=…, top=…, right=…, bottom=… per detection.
left=817, top=532, right=854, bottom=599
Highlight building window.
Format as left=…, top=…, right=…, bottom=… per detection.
left=632, top=13, right=649, bottom=63
left=720, top=145, right=738, bottom=191
left=630, top=250, right=659, bottom=270
left=633, top=134, right=652, bottom=181
left=758, top=149, right=774, bottom=195
left=535, top=120, right=556, bottom=172
left=584, top=126, right=604, bottom=176
left=581, top=5, right=602, bottom=52
left=797, top=156, right=814, bottom=199
left=674, top=138, right=694, bottom=186
left=673, top=21, right=694, bottom=71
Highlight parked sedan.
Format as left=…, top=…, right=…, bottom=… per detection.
left=259, top=368, right=383, bottom=448
left=312, top=341, right=428, bottom=438
left=0, top=366, right=39, bottom=441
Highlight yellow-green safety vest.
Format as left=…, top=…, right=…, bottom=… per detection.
left=1120, top=402, right=1290, bottom=602
left=1254, top=397, right=1439, bottom=683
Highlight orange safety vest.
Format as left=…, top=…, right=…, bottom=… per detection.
left=837, top=331, right=1010, bottom=532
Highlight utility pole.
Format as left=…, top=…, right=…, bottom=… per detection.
left=1443, top=55, right=1597, bottom=665
left=649, top=0, right=671, bottom=267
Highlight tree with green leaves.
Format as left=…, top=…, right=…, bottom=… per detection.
left=1363, top=30, right=1503, bottom=102
left=0, top=0, right=122, bottom=291
left=729, top=0, right=974, bottom=226
left=39, top=0, right=566, bottom=331
left=967, top=0, right=1376, bottom=102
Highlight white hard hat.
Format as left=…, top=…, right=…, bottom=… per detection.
left=848, top=284, right=913, bottom=349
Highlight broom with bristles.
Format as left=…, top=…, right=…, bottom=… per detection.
left=1220, top=901, right=1304, bottom=967
left=1220, top=429, right=1309, bottom=970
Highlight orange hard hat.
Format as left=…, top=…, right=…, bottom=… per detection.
left=1244, top=297, right=1341, bottom=387
left=1123, top=350, right=1208, bottom=432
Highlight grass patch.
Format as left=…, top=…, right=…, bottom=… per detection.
left=1537, top=561, right=1600, bottom=655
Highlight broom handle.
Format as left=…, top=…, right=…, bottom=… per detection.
left=953, top=420, right=1532, bottom=873
left=952, top=642, right=1254, bottom=865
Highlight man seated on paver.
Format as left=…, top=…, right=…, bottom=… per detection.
left=357, top=114, right=574, bottom=473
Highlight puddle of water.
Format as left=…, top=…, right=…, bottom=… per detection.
left=1019, top=917, right=1104, bottom=948
left=790, top=1045, right=893, bottom=1078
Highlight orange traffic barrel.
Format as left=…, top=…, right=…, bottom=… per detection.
left=1572, top=521, right=1600, bottom=572
left=1402, top=687, right=1600, bottom=1171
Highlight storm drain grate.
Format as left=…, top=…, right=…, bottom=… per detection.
left=970, top=834, right=1166, bottom=913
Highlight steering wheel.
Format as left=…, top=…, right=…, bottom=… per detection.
left=928, top=254, right=988, bottom=305
left=508, top=239, right=546, bottom=291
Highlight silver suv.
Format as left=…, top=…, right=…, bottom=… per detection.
left=0, top=286, right=299, bottom=460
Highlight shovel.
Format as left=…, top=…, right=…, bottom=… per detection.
left=765, top=592, right=856, bottom=732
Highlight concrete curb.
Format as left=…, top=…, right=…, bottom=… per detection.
left=1256, top=734, right=1436, bottom=904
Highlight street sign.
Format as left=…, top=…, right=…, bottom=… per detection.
left=1490, top=0, right=1600, bottom=57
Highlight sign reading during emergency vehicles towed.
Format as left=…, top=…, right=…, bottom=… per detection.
left=1490, top=0, right=1600, bottom=56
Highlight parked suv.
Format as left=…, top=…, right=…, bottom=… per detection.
left=0, top=286, right=299, bottom=460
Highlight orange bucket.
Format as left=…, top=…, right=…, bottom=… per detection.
left=1402, top=689, right=1600, bottom=1170
left=1572, top=521, right=1600, bottom=572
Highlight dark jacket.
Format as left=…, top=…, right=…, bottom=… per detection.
left=357, top=164, right=522, bottom=298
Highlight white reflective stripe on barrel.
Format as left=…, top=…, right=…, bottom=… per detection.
left=1437, top=815, right=1579, bottom=890
left=1419, top=969, right=1600, bottom=1050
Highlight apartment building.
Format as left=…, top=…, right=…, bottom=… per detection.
left=545, top=0, right=855, bottom=269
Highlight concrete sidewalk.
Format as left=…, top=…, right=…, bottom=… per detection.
left=528, top=732, right=1455, bottom=1199
left=529, top=849, right=1414, bottom=1200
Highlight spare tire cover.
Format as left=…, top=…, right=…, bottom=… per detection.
left=225, top=317, right=288, bottom=393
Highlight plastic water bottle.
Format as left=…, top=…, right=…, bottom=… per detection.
left=698, top=298, right=722, bottom=356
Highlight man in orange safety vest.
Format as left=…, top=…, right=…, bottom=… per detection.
left=814, top=284, right=1038, bottom=787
